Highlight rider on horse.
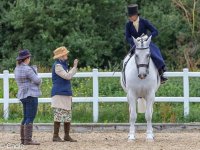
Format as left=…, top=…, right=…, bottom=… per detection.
left=125, top=4, right=168, bottom=84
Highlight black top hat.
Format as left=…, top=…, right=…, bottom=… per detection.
left=16, top=50, right=31, bottom=60
left=127, top=4, right=139, bottom=16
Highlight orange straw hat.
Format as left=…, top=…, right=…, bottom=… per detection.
left=53, top=46, right=69, bottom=59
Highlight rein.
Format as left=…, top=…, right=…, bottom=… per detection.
left=122, top=39, right=151, bottom=86
left=122, top=53, right=133, bottom=87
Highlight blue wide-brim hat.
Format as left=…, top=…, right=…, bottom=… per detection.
left=16, top=50, right=31, bottom=61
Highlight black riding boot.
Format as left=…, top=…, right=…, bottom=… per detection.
left=159, top=68, right=168, bottom=84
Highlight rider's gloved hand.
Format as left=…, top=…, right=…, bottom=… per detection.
left=136, top=37, right=142, bottom=41
left=137, top=34, right=148, bottom=41
left=143, top=35, right=148, bottom=40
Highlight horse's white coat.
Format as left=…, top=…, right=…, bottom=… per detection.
left=121, top=36, right=160, bottom=141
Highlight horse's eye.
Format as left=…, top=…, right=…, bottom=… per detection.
left=135, top=54, right=138, bottom=58
left=147, top=54, right=150, bottom=58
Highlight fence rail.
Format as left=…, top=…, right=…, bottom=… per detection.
left=0, top=68, right=200, bottom=122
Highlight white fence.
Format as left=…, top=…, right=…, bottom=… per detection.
left=0, top=68, right=200, bottom=122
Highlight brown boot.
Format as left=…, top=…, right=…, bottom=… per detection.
left=64, top=122, right=77, bottom=142
left=24, top=124, right=40, bottom=145
left=20, top=125, right=24, bottom=144
left=53, top=122, right=64, bottom=142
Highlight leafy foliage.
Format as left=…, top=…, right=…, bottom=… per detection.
left=1, top=0, right=200, bottom=123
left=0, top=0, right=200, bottom=71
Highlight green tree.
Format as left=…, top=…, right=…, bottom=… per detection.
left=172, top=0, right=200, bottom=70
left=0, top=0, right=200, bottom=71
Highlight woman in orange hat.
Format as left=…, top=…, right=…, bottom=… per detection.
left=51, top=46, right=78, bottom=142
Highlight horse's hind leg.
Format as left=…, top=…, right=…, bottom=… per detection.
left=127, top=91, right=137, bottom=141
left=145, top=93, right=155, bottom=140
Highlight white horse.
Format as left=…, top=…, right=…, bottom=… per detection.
left=121, top=36, right=160, bottom=141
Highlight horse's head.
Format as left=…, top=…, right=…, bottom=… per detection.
left=132, top=36, right=152, bottom=79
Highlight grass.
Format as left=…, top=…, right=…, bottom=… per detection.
left=1, top=68, right=200, bottom=123
left=1, top=102, right=200, bottom=123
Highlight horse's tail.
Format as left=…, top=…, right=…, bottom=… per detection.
left=137, top=97, right=146, bottom=113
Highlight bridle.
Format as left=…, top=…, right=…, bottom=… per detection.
left=135, top=47, right=151, bottom=74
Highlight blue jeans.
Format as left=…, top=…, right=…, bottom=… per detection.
left=20, top=96, right=38, bottom=125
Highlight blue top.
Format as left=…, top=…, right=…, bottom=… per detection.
left=51, top=60, right=72, bottom=97
left=125, top=17, right=158, bottom=47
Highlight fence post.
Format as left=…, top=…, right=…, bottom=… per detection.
left=183, top=68, right=189, bottom=117
left=92, top=69, right=99, bottom=123
left=3, top=70, right=9, bottom=120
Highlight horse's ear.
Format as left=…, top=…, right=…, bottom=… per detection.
left=146, top=35, right=152, bottom=46
left=132, top=36, right=138, bottom=46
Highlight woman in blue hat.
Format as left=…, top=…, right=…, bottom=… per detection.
left=14, top=50, right=41, bottom=145
left=125, top=4, right=167, bottom=83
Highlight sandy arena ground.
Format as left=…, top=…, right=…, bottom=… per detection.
left=1, top=131, right=200, bottom=150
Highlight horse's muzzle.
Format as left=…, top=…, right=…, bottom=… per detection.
left=138, top=73, right=147, bottom=79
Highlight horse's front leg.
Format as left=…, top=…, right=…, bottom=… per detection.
left=145, top=93, right=155, bottom=141
left=128, top=91, right=137, bottom=141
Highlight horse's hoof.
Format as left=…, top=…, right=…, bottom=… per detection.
left=128, top=134, right=135, bottom=141
left=146, top=134, right=154, bottom=141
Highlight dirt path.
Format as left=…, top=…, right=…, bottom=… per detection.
left=1, top=131, right=200, bottom=150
